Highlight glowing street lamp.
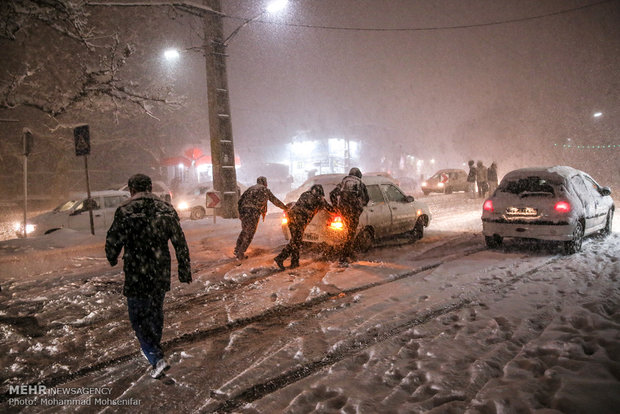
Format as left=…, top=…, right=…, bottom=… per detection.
left=163, top=48, right=180, bottom=61
left=593, top=111, right=603, bottom=118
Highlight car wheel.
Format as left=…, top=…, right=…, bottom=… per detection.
left=485, top=234, right=503, bottom=249
left=190, top=207, right=206, bottom=220
left=411, top=218, right=424, bottom=241
left=444, top=186, right=452, bottom=194
left=600, top=209, right=613, bottom=237
left=563, top=220, right=584, bottom=255
left=354, top=228, right=373, bottom=253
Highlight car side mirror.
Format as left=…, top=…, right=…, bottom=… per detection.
left=600, top=186, right=611, bottom=196
left=406, top=195, right=415, bottom=203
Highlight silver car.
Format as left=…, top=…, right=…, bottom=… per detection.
left=481, top=166, right=614, bottom=254
left=14, top=190, right=130, bottom=237
left=282, top=175, right=432, bottom=251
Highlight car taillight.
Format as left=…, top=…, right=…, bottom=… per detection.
left=328, top=215, right=344, bottom=230
left=554, top=201, right=571, bottom=213
left=483, top=200, right=494, bottom=212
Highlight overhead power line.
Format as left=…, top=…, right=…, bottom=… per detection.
left=226, top=0, right=616, bottom=32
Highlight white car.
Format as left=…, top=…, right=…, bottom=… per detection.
left=118, top=180, right=172, bottom=203
left=481, top=166, right=614, bottom=254
left=15, top=190, right=130, bottom=237
left=282, top=174, right=432, bottom=251
left=284, top=172, right=398, bottom=204
left=174, top=182, right=246, bottom=220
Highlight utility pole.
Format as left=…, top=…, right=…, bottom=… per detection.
left=203, top=0, right=239, bottom=219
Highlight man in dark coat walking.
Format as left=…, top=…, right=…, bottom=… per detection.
left=331, top=167, right=370, bottom=266
left=105, top=174, right=191, bottom=379
left=274, top=184, right=334, bottom=270
left=234, top=176, right=287, bottom=260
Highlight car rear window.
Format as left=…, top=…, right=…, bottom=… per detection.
left=499, top=177, right=556, bottom=197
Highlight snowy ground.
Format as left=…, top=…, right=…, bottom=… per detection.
left=0, top=192, right=618, bottom=413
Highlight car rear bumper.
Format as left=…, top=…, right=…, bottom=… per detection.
left=482, top=219, right=576, bottom=241
left=281, top=224, right=347, bottom=246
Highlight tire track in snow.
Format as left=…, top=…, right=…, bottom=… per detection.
left=0, top=240, right=554, bottom=403
left=200, top=254, right=564, bottom=413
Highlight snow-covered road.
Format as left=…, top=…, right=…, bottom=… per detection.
left=1, top=193, right=618, bottom=413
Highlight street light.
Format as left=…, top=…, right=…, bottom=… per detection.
left=203, top=0, right=288, bottom=218
left=163, top=48, right=180, bottom=61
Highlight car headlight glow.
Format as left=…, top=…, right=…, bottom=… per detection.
left=438, top=182, right=444, bottom=188
left=421, top=181, right=427, bottom=187
left=14, top=222, right=36, bottom=234
left=177, top=201, right=189, bottom=211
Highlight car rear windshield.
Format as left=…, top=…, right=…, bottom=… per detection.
left=499, top=176, right=557, bottom=197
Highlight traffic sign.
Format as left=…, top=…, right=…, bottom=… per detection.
left=206, top=191, right=221, bottom=208
left=73, top=124, right=91, bottom=156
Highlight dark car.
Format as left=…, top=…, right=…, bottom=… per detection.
left=421, top=169, right=470, bottom=195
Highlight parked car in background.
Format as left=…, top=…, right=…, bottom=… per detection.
left=421, top=169, right=469, bottom=195
left=481, top=166, right=614, bottom=254
left=14, top=190, right=130, bottom=237
left=174, top=182, right=246, bottom=220
left=281, top=174, right=432, bottom=252
left=118, top=180, right=172, bottom=203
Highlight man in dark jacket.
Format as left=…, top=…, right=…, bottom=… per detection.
left=467, top=160, right=477, bottom=198
left=274, top=184, right=334, bottom=270
left=105, top=174, right=191, bottom=379
left=234, top=176, right=287, bottom=260
left=331, top=167, right=370, bottom=266
left=488, top=162, right=498, bottom=195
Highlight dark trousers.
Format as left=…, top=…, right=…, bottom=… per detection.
left=234, top=209, right=261, bottom=257
left=478, top=181, right=488, bottom=198
left=276, top=215, right=305, bottom=266
left=340, top=207, right=361, bottom=261
left=127, top=293, right=165, bottom=367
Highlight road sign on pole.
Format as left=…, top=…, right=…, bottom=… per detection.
left=74, top=124, right=94, bottom=235
left=74, top=124, right=91, bottom=156
left=206, top=191, right=221, bottom=208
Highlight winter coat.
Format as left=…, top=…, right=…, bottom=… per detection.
left=105, top=192, right=191, bottom=297
left=488, top=164, right=498, bottom=184
left=331, top=175, right=370, bottom=213
left=290, top=190, right=334, bottom=227
left=476, top=165, right=488, bottom=183
left=238, top=184, right=287, bottom=216
left=467, top=166, right=477, bottom=182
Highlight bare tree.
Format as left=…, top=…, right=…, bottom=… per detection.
left=0, top=0, right=182, bottom=121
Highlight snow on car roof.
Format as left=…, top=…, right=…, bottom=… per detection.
left=502, top=166, right=582, bottom=182
left=68, top=190, right=130, bottom=198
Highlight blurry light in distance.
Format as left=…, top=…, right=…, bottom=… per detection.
left=417, top=209, right=422, bottom=216
left=266, top=0, right=288, bottom=13
left=593, top=112, right=603, bottom=118
left=483, top=200, right=494, bottom=212
left=421, top=181, right=427, bottom=186
left=177, top=201, right=189, bottom=211
left=328, top=215, right=344, bottom=231
left=554, top=201, right=571, bottom=213
left=164, top=49, right=180, bottom=61
left=281, top=213, right=288, bottom=226
left=430, top=159, right=435, bottom=164
left=438, top=182, right=444, bottom=188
